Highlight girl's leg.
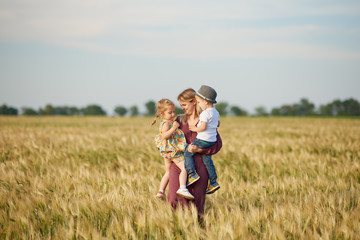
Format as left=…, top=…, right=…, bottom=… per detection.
left=175, top=161, right=188, bottom=187
left=175, top=161, right=195, bottom=200
left=159, top=157, right=172, bottom=192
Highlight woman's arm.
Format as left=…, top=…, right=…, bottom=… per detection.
left=188, top=131, right=222, bottom=155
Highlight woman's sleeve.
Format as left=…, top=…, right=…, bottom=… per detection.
left=200, top=131, right=222, bottom=155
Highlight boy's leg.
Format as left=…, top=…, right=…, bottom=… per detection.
left=202, top=155, right=217, bottom=184
left=185, top=139, right=215, bottom=175
left=184, top=144, right=201, bottom=186
left=184, top=145, right=196, bottom=175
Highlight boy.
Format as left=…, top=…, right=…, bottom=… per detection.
left=184, top=85, right=220, bottom=194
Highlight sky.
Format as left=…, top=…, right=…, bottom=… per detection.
left=1, top=0, right=360, bottom=115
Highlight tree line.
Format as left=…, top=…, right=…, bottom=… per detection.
left=1, top=98, right=359, bottom=117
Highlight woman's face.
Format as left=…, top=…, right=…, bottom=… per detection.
left=178, top=99, right=196, bottom=116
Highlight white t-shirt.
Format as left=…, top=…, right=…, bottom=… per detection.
left=196, top=107, right=219, bottom=142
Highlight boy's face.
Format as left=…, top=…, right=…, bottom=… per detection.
left=195, top=96, right=208, bottom=110
left=161, top=106, right=176, bottom=121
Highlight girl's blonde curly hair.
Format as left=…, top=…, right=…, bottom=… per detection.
left=151, top=98, right=175, bottom=125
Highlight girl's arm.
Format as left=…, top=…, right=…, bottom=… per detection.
left=161, top=121, right=180, bottom=139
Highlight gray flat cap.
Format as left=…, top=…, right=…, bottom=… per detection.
left=195, top=85, right=217, bottom=103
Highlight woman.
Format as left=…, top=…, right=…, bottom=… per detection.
left=167, top=88, right=222, bottom=217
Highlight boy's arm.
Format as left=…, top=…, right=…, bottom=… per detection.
left=161, top=121, right=179, bottom=139
left=189, top=121, right=207, bottom=132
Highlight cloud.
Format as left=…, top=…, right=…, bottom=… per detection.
left=1, top=0, right=359, bottom=59
left=60, top=26, right=359, bottom=59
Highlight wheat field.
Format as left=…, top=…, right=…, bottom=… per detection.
left=0, top=116, right=359, bottom=239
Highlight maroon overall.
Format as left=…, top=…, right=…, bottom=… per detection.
left=167, top=116, right=222, bottom=216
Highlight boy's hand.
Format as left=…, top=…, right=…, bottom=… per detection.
left=173, top=121, right=180, bottom=129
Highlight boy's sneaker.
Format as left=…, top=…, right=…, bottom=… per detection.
left=156, top=191, right=165, bottom=200
left=186, top=172, right=200, bottom=186
left=206, top=182, right=220, bottom=194
left=176, top=188, right=195, bottom=200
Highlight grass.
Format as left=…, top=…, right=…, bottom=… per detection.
left=0, top=116, right=359, bottom=239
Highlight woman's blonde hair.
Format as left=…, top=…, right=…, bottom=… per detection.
left=177, top=88, right=201, bottom=124
left=151, top=98, right=175, bottom=125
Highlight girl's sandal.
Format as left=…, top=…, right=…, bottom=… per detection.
left=156, top=191, right=165, bottom=200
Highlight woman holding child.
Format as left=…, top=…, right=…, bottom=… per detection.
left=167, top=88, right=222, bottom=217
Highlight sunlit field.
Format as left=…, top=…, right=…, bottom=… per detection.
left=0, top=116, right=359, bottom=239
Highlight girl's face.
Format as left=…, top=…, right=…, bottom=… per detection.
left=178, top=99, right=196, bottom=116
left=161, top=105, right=176, bottom=121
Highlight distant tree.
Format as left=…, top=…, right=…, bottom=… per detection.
left=145, top=100, right=156, bottom=116
left=215, top=102, right=229, bottom=116
left=68, top=106, right=81, bottom=115
left=331, top=99, right=344, bottom=116
left=55, top=106, right=70, bottom=115
left=271, top=108, right=280, bottom=116
left=129, top=105, right=139, bottom=116
left=22, top=107, right=38, bottom=115
left=298, top=98, right=315, bottom=116
left=279, top=105, right=295, bottom=116
left=175, top=106, right=184, bottom=115
left=270, top=98, right=315, bottom=116
left=0, top=104, right=9, bottom=115
left=318, top=104, right=332, bottom=116
left=230, top=106, right=246, bottom=116
left=38, top=105, right=81, bottom=115
left=342, top=98, right=360, bottom=116
left=7, top=107, right=18, bottom=115
left=319, top=98, right=360, bottom=116
left=0, top=104, right=18, bottom=115
left=82, top=104, right=106, bottom=116
left=255, top=106, right=268, bottom=116
left=45, top=104, right=54, bottom=115
left=114, top=106, right=128, bottom=116
left=38, top=108, right=45, bottom=115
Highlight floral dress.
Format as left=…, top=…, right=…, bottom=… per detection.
left=154, top=120, right=187, bottom=163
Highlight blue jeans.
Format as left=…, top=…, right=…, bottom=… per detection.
left=184, top=138, right=218, bottom=184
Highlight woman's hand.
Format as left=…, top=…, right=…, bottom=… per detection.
left=187, top=144, right=201, bottom=153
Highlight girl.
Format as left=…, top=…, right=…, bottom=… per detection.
left=153, top=99, right=194, bottom=200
